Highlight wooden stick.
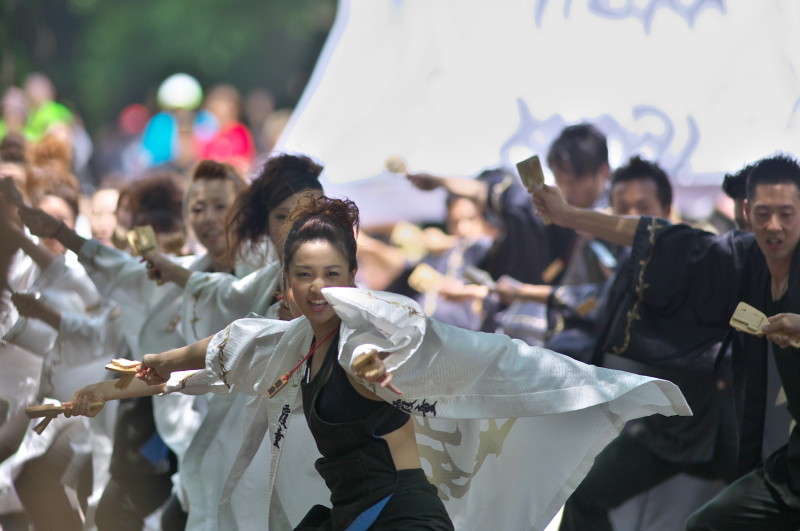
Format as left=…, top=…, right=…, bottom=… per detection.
left=516, top=155, right=550, bottom=224
left=33, top=417, right=54, bottom=435
left=105, top=358, right=141, bottom=373
left=26, top=401, right=105, bottom=434
left=106, top=359, right=141, bottom=389
left=26, top=403, right=65, bottom=418
left=353, top=349, right=385, bottom=380
left=730, top=302, right=800, bottom=348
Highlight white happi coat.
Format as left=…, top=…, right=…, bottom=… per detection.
left=180, top=242, right=278, bottom=344
left=176, top=254, right=282, bottom=531
left=2, top=240, right=126, bottom=506
left=4, top=254, right=125, bottom=401
left=168, top=287, right=691, bottom=530
left=81, top=237, right=279, bottom=521
left=77, top=240, right=204, bottom=474
left=0, top=247, right=44, bottom=514
left=2, top=251, right=127, bottom=508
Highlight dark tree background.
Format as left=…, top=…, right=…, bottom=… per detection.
left=0, top=0, right=337, bottom=134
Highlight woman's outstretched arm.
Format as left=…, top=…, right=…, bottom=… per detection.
left=64, top=377, right=166, bottom=417
left=137, top=335, right=214, bottom=385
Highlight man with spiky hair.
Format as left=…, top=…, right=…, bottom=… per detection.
left=533, top=153, right=800, bottom=530
left=545, top=156, right=735, bottom=530
left=685, top=155, right=800, bottom=530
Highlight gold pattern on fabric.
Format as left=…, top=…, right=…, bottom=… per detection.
left=176, top=370, right=200, bottom=391
left=365, top=291, right=424, bottom=319
left=610, top=218, right=662, bottom=355
left=189, top=276, right=212, bottom=340
left=415, top=416, right=517, bottom=501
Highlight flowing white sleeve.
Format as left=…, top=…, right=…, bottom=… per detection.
left=323, top=287, right=691, bottom=420
left=43, top=304, right=125, bottom=402
left=181, top=260, right=282, bottom=342
left=163, top=317, right=293, bottom=397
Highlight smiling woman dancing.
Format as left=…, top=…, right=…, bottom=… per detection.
left=70, top=194, right=690, bottom=530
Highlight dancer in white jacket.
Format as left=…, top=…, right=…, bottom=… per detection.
left=139, top=153, right=325, bottom=530
left=105, top=195, right=692, bottom=530
left=18, top=164, right=246, bottom=529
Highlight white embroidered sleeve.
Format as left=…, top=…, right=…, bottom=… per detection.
left=181, top=260, right=281, bottom=342
left=325, top=287, right=691, bottom=421
left=205, top=317, right=292, bottom=395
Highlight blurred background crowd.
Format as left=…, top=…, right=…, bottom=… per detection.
left=0, top=1, right=797, bottom=530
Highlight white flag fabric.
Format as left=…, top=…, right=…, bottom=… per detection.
left=279, top=0, right=800, bottom=224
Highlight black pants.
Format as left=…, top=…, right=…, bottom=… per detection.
left=686, top=465, right=800, bottom=530
left=559, top=432, right=720, bottom=531
left=295, top=469, right=453, bottom=530
left=370, top=469, right=452, bottom=530
left=95, top=475, right=173, bottom=531
left=161, top=493, right=188, bottom=530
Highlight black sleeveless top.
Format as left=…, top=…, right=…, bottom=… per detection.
left=311, top=336, right=409, bottom=436
left=300, top=335, right=404, bottom=528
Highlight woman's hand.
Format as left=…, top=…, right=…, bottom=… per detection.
left=353, top=349, right=403, bottom=395
left=17, top=205, right=63, bottom=239
left=421, top=227, right=456, bottom=255
left=0, top=176, right=24, bottom=207
left=136, top=354, right=172, bottom=385
left=763, top=313, right=800, bottom=349
left=140, top=251, right=167, bottom=284
left=11, top=292, right=61, bottom=329
left=63, top=384, right=106, bottom=418
left=141, top=251, right=193, bottom=287
left=12, top=292, right=46, bottom=318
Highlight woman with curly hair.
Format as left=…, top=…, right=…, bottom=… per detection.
left=95, top=193, right=689, bottom=530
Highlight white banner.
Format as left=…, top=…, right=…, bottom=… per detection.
left=279, top=0, right=800, bottom=225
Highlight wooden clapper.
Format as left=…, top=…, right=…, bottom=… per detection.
left=25, top=358, right=140, bottom=433
left=729, top=302, right=800, bottom=348
left=106, top=358, right=142, bottom=389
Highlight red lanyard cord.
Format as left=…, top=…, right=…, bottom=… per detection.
left=266, top=326, right=338, bottom=398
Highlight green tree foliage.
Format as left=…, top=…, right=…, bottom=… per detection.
left=2, top=0, right=336, bottom=132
